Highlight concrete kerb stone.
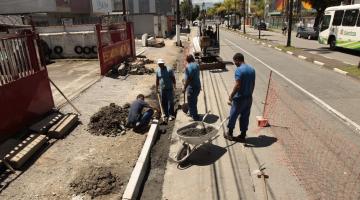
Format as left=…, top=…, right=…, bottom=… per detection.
left=275, top=47, right=282, bottom=51
left=333, top=68, right=348, bottom=75
left=286, top=51, right=294, bottom=55
left=298, top=55, right=307, bottom=60
left=314, top=61, right=325, bottom=66
left=122, top=120, right=159, bottom=200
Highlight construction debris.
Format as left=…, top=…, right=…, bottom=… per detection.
left=4, top=134, right=48, bottom=169
left=88, top=103, right=130, bottom=137
left=48, top=113, right=79, bottom=139
left=117, top=56, right=155, bottom=76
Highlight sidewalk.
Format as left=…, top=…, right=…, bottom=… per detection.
left=161, top=28, right=308, bottom=200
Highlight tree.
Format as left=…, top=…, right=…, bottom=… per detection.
left=250, top=0, right=265, bottom=20
left=192, top=5, right=200, bottom=21
left=305, top=0, right=342, bottom=28
left=180, top=0, right=193, bottom=21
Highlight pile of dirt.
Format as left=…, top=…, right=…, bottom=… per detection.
left=88, top=103, right=130, bottom=137
left=178, top=126, right=215, bottom=137
left=69, top=166, right=119, bottom=198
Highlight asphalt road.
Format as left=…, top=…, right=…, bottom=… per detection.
left=222, top=29, right=360, bottom=131
left=245, top=28, right=360, bottom=66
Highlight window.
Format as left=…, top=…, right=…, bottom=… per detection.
left=357, top=11, right=360, bottom=27
left=342, top=9, right=359, bottom=26
left=321, top=15, right=331, bottom=31
left=333, top=10, right=344, bottom=26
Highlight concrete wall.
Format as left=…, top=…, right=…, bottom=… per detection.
left=128, top=14, right=155, bottom=36
left=0, top=0, right=57, bottom=14
left=37, top=25, right=98, bottom=58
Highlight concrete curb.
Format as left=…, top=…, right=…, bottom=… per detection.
left=314, top=61, right=325, bottom=66
left=286, top=51, right=294, bottom=55
left=298, top=55, right=307, bottom=60
left=122, top=120, right=159, bottom=200
left=333, top=68, right=348, bottom=75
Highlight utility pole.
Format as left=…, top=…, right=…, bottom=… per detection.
left=243, top=0, right=246, bottom=34
left=176, top=0, right=180, bottom=46
left=286, top=0, right=294, bottom=47
left=122, top=0, right=127, bottom=21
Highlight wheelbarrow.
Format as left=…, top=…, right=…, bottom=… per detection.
left=174, top=116, right=229, bottom=163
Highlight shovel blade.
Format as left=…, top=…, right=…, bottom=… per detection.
left=182, top=103, right=189, bottom=114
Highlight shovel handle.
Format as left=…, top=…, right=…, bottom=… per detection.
left=217, top=117, right=229, bottom=129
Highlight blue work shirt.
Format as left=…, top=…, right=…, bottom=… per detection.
left=185, top=62, right=201, bottom=89
left=156, top=66, right=174, bottom=90
left=128, top=99, right=149, bottom=124
left=233, top=63, right=255, bottom=100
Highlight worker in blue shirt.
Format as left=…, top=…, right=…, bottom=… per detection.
left=225, top=53, right=256, bottom=141
left=127, top=94, right=154, bottom=131
left=156, top=59, right=176, bottom=121
left=183, top=55, right=201, bottom=121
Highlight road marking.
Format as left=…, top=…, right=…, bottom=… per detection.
left=333, top=68, right=348, bottom=75
left=286, top=51, right=294, bottom=55
left=298, top=55, right=307, bottom=60
left=275, top=47, right=282, bottom=51
left=225, top=38, right=360, bottom=133
left=314, top=61, right=325, bottom=66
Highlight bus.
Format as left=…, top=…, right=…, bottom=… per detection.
left=319, top=4, right=360, bottom=51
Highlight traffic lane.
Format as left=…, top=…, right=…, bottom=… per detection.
left=245, top=28, right=359, bottom=66
left=220, top=29, right=360, bottom=133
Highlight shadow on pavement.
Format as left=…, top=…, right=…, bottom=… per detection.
left=188, top=143, right=227, bottom=166
left=178, top=143, right=227, bottom=169
left=200, top=114, right=220, bottom=124
left=244, top=135, right=277, bottom=148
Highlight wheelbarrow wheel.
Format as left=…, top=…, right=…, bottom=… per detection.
left=175, top=143, right=191, bottom=163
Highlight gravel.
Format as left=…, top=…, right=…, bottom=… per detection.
left=178, top=126, right=215, bottom=137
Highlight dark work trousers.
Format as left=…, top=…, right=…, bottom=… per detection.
left=160, top=89, right=174, bottom=117
left=187, top=86, right=201, bottom=120
left=227, top=97, right=253, bottom=134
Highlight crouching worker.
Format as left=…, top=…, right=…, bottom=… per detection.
left=126, top=94, right=154, bottom=132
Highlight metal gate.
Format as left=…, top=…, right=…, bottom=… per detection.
left=95, top=22, right=135, bottom=75
left=0, top=30, right=54, bottom=141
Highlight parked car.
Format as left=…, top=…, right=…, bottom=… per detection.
left=296, top=27, right=319, bottom=40
left=254, top=22, right=267, bottom=30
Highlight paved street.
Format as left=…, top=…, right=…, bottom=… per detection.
left=162, top=28, right=360, bottom=200
left=244, top=27, right=360, bottom=66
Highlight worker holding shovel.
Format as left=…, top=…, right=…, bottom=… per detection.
left=225, top=53, right=256, bottom=141
left=156, top=59, right=176, bottom=122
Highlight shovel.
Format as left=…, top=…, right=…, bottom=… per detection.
left=157, top=93, right=166, bottom=122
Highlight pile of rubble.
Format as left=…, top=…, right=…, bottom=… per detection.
left=88, top=103, right=130, bottom=137
left=117, top=56, right=155, bottom=76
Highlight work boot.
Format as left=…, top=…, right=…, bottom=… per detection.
left=236, top=131, right=247, bottom=142
left=224, top=130, right=235, bottom=141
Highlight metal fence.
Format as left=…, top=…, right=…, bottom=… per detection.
left=0, top=30, right=44, bottom=86
left=263, top=71, right=360, bottom=200
left=96, top=22, right=135, bottom=75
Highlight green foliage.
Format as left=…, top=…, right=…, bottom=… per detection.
left=251, top=0, right=265, bottom=19
left=180, top=0, right=193, bottom=21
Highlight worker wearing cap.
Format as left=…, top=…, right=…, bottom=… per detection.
left=156, top=59, right=176, bottom=121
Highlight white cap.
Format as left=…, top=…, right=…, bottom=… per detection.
left=157, top=59, right=165, bottom=64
